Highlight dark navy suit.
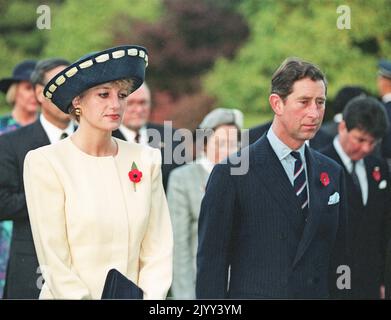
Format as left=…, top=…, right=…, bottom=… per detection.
left=196, top=135, right=348, bottom=299
left=321, top=144, right=391, bottom=299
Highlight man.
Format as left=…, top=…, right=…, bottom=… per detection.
left=321, top=96, right=391, bottom=299
left=378, top=59, right=391, bottom=166
left=113, top=83, right=183, bottom=190
left=196, top=57, right=348, bottom=299
left=0, top=58, right=72, bottom=298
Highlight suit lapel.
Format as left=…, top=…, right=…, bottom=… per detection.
left=30, top=119, right=50, bottom=148
left=293, top=146, right=328, bottom=267
left=253, top=137, right=303, bottom=234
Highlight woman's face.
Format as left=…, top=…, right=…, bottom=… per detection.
left=206, top=124, right=240, bottom=164
left=14, top=80, right=39, bottom=113
left=74, top=82, right=129, bottom=132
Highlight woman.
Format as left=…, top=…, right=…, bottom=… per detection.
left=23, top=45, right=173, bottom=299
left=167, top=108, right=243, bottom=299
left=0, top=59, right=38, bottom=298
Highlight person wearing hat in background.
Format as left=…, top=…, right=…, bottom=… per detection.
left=167, top=107, right=243, bottom=299
left=378, top=59, right=391, bottom=170
left=0, top=59, right=38, bottom=298
left=320, top=96, right=391, bottom=299
left=0, top=60, right=38, bottom=133
left=196, top=58, right=348, bottom=299
left=23, top=45, right=172, bottom=299
left=0, top=58, right=73, bottom=299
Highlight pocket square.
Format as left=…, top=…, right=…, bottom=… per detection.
left=328, top=192, right=340, bottom=205
left=379, top=180, right=387, bottom=189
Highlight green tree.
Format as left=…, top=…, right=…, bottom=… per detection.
left=204, top=0, right=391, bottom=114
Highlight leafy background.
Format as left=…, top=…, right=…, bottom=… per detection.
left=0, top=0, right=390, bottom=129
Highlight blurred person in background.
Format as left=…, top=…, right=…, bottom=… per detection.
left=0, top=58, right=72, bottom=298
left=0, top=59, right=37, bottom=298
left=113, top=83, right=183, bottom=190
left=321, top=96, right=391, bottom=299
left=321, top=86, right=368, bottom=138
left=167, top=108, right=243, bottom=299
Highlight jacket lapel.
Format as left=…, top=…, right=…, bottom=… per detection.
left=293, top=146, right=328, bottom=267
left=253, top=137, right=303, bottom=235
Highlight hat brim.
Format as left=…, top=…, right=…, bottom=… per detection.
left=44, top=45, right=148, bottom=113
left=0, top=77, right=29, bottom=93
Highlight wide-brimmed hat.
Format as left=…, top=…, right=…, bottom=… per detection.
left=43, top=45, right=148, bottom=113
left=0, top=59, right=37, bottom=93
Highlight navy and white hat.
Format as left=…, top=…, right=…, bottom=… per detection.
left=43, top=45, right=148, bottom=113
left=378, top=59, right=391, bottom=79
left=0, top=59, right=37, bottom=93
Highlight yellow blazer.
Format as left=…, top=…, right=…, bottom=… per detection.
left=23, top=137, right=173, bottom=299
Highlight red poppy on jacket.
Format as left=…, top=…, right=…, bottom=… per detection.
left=372, top=166, right=381, bottom=182
left=320, top=172, right=330, bottom=186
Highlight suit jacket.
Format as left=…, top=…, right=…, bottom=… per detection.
left=0, top=120, right=50, bottom=298
left=248, top=121, right=333, bottom=151
left=321, top=144, right=391, bottom=299
left=167, top=162, right=210, bottom=299
left=196, top=136, right=348, bottom=299
left=23, top=138, right=173, bottom=299
left=381, top=101, right=391, bottom=161
left=112, top=123, right=183, bottom=191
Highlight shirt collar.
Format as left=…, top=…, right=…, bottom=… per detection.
left=267, top=126, right=306, bottom=161
left=197, top=152, right=214, bottom=174
left=40, top=113, right=74, bottom=144
left=382, top=93, right=391, bottom=104
left=119, top=124, right=147, bottom=144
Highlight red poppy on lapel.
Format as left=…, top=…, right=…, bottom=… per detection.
left=320, top=172, right=330, bottom=186
left=128, top=161, right=142, bottom=191
left=372, top=166, right=381, bottom=182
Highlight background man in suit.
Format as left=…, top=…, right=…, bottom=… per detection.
left=378, top=60, right=391, bottom=170
left=320, top=96, right=391, bottom=299
left=0, top=58, right=72, bottom=298
left=112, top=83, right=183, bottom=190
left=196, top=57, right=348, bottom=299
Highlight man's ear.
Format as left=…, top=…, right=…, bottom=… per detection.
left=35, top=85, right=44, bottom=104
left=269, top=94, right=284, bottom=116
left=338, top=120, right=346, bottom=134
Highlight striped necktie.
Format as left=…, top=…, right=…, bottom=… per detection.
left=291, top=151, right=309, bottom=213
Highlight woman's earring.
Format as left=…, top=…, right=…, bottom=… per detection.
left=75, top=108, right=82, bottom=116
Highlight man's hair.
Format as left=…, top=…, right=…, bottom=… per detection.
left=343, top=96, right=389, bottom=139
left=332, top=86, right=368, bottom=114
left=271, top=57, right=327, bottom=100
left=30, top=58, right=70, bottom=86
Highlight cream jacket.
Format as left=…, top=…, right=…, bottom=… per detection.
left=23, top=137, right=173, bottom=299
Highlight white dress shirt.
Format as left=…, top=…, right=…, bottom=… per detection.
left=333, top=136, right=368, bottom=205
left=39, top=114, right=74, bottom=144
left=118, top=124, right=148, bottom=145
left=382, top=92, right=391, bottom=104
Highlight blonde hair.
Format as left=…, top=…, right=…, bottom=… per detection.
left=5, top=83, right=17, bottom=106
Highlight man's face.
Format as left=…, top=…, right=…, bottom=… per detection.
left=338, top=121, right=378, bottom=161
left=122, top=85, right=151, bottom=131
left=272, top=77, right=326, bottom=148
